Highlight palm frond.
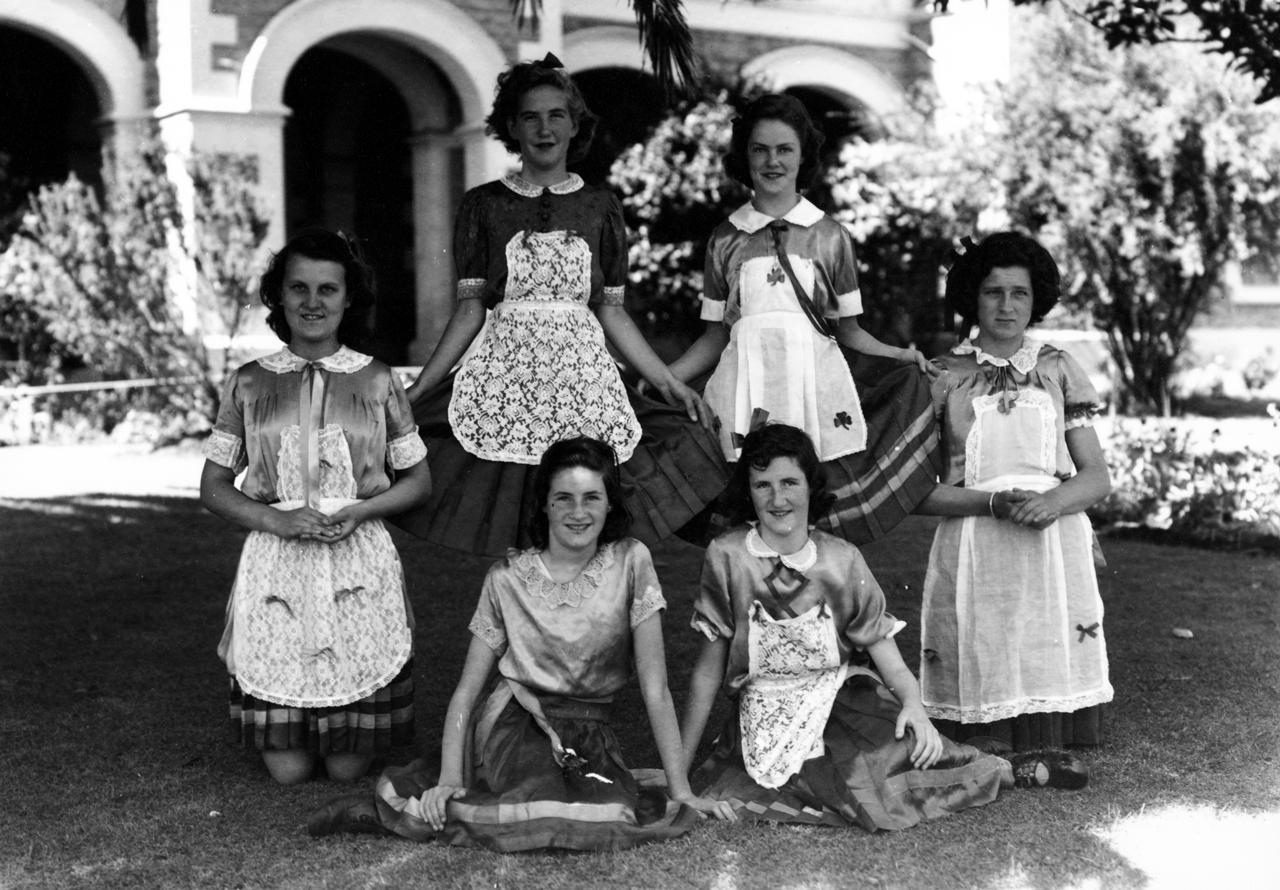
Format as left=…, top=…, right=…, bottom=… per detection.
left=509, top=0, right=696, bottom=94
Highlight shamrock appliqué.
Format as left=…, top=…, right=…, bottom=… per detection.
left=833, top=410, right=853, bottom=429
left=767, top=263, right=785, bottom=286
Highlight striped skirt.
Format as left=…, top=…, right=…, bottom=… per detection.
left=693, top=673, right=1005, bottom=831
left=373, top=690, right=697, bottom=852
left=681, top=352, right=942, bottom=547
left=394, top=380, right=729, bottom=557
left=229, top=658, right=415, bottom=755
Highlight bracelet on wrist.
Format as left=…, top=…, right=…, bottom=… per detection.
left=988, top=491, right=997, bottom=518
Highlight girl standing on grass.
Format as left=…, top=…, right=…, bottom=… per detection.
left=679, top=424, right=1086, bottom=830
left=666, top=93, right=940, bottom=545
left=397, top=54, right=725, bottom=557
left=310, top=437, right=734, bottom=849
left=916, top=231, right=1113, bottom=751
left=200, top=228, right=431, bottom=785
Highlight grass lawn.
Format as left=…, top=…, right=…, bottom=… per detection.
left=1, top=455, right=1278, bottom=889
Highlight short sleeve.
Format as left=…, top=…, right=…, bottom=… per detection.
left=467, top=561, right=509, bottom=654
left=699, top=232, right=729, bottom=323
left=202, top=369, right=247, bottom=473
left=596, top=193, right=629, bottom=307
left=452, top=187, right=488, bottom=302
left=384, top=370, right=427, bottom=469
left=624, top=539, right=667, bottom=628
left=826, top=223, right=862, bottom=318
left=690, top=538, right=735, bottom=642
left=1057, top=348, right=1102, bottom=429
left=838, top=548, right=900, bottom=650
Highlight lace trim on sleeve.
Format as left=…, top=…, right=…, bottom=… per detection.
left=468, top=613, right=507, bottom=654
left=630, top=582, right=667, bottom=628
left=387, top=431, right=427, bottom=470
left=202, top=428, right=246, bottom=473
left=691, top=614, right=723, bottom=642
left=600, top=285, right=625, bottom=306
left=457, top=278, right=486, bottom=301
left=1064, top=402, right=1099, bottom=430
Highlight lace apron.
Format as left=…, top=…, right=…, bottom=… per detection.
left=739, top=600, right=850, bottom=789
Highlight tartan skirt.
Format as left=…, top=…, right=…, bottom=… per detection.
left=680, top=351, right=942, bottom=547
left=393, top=380, right=729, bottom=557
left=228, top=658, right=415, bottom=755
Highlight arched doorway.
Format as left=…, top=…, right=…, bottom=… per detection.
left=0, top=26, right=103, bottom=218
left=283, top=46, right=420, bottom=365
left=571, top=67, right=665, bottom=186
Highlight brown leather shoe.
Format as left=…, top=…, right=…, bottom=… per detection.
left=307, top=793, right=388, bottom=837
left=1008, top=750, right=1089, bottom=790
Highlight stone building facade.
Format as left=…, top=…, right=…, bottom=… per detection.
left=0, top=0, right=938, bottom=364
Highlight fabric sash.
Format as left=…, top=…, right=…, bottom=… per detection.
left=769, top=221, right=837, bottom=341
left=298, top=363, right=326, bottom=509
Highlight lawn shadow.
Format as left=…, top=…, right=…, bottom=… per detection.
left=2, top=498, right=1277, bottom=888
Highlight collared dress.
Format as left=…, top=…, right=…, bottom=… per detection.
left=396, top=172, right=727, bottom=557
left=370, top=538, right=700, bottom=851
left=920, top=339, right=1113, bottom=749
left=203, top=345, right=427, bottom=754
left=689, top=527, right=1006, bottom=830
left=696, top=198, right=940, bottom=545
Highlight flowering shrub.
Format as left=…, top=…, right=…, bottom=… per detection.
left=1093, top=419, right=1280, bottom=547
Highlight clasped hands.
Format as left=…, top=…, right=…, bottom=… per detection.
left=990, top=489, right=1059, bottom=530
left=270, top=506, right=362, bottom=543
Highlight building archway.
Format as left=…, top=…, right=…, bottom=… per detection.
left=238, top=0, right=509, bottom=359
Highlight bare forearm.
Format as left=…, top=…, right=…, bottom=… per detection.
left=407, top=301, right=485, bottom=403
left=668, top=325, right=729, bottom=384
left=335, top=461, right=431, bottom=523
left=641, top=681, right=696, bottom=799
left=596, top=305, right=674, bottom=387
left=200, top=464, right=279, bottom=534
left=915, top=484, right=992, bottom=517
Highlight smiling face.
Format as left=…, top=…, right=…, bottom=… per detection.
left=748, top=456, right=811, bottom=551
left=509, top=84, right=579, bottom=182
left=975, top=265, right=1034, bottom=355
left=747, top=118, right=802, bottom=209
left=543, top=465, right=609, bottom=556
left=281, top=255, right=349, bottom=359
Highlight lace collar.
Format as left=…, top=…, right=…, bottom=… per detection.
left=501, top=172, right=584, bottom=198
left=745, top=525, right=818, bottom=573
left=257, top=345, right=372, bottom=375
left=728, top=197, right=824, bottom=235
left=953, top=338, right=1041, bottom=375
left=513, top=541, right=616, bottom=609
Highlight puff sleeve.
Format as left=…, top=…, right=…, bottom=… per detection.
left=595, top=192, right=630, bottom=307
left=625, top=539, right=667, bottom=628
left=1057, top=348, right=1102, bottom=429
left=690, top=536, right=735, bottom=642
left=452, top=187, right=489, bottom=304
left=202, top=368, right=247, bottom=474
left=385, top=370, right=427, bottom=470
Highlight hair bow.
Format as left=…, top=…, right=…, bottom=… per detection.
left=534, top=52, right=565, bottom=70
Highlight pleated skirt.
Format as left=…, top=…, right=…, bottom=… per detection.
left=692, top=674, right=1005, bottom=832
left=373, top=692, right=697, bottom=852
left=229, top=658, right=415, bottom=755
left=394, top=378, right=729, bottom=557
left=680, top=351, right=942, bottom=547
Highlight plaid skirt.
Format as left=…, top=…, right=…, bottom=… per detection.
left=679, top=352, right=942, bottom=547
left=393, top=380, right=728, bottom=557
left=228, top=658, right=414, bottom=755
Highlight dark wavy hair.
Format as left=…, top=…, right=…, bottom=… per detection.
left=944, top=231, right=1061, bottom=334
left=527, top=436, right=631, bottom=550
left=724, top=93, right=826, bottom=192
left=259, top=228, right=376, bottom=349
left=484, top=59, right=598, bottom=164
left=724, top=423, right=834, bottom=526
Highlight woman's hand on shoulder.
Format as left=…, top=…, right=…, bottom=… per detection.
left=419, top=783, right=467, bottom=831
left=671, top=791, right=738, bottom=822
left=901, top=347, right=940, bottom=377
left=895, top=703, right=943, bottom=770
left=654, top=375, right=717, bottom=432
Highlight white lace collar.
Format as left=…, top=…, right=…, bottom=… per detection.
left=728, top=197, right=825, bottom=235
left=501, top=172, right=584, bottom=198
left=513, top=541, right=616, bottom=609
left=953, top=338, right=1041, bottom=375
left=745, top=525, right=818, bottom=573
left=256, top=345, right=372, bottom=375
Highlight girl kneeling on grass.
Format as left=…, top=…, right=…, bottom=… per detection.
left=679, top=424, right=1086, bottom=831
left=310, top=436, right=734, bottom=850
left=200, top=229, right=432, bottom=785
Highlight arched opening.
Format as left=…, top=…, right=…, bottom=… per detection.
left=0, top=26, right=103, bottom=216
left=572, top=67, right=666, bottom=186
left=283, top=47, right=416, bottom=365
